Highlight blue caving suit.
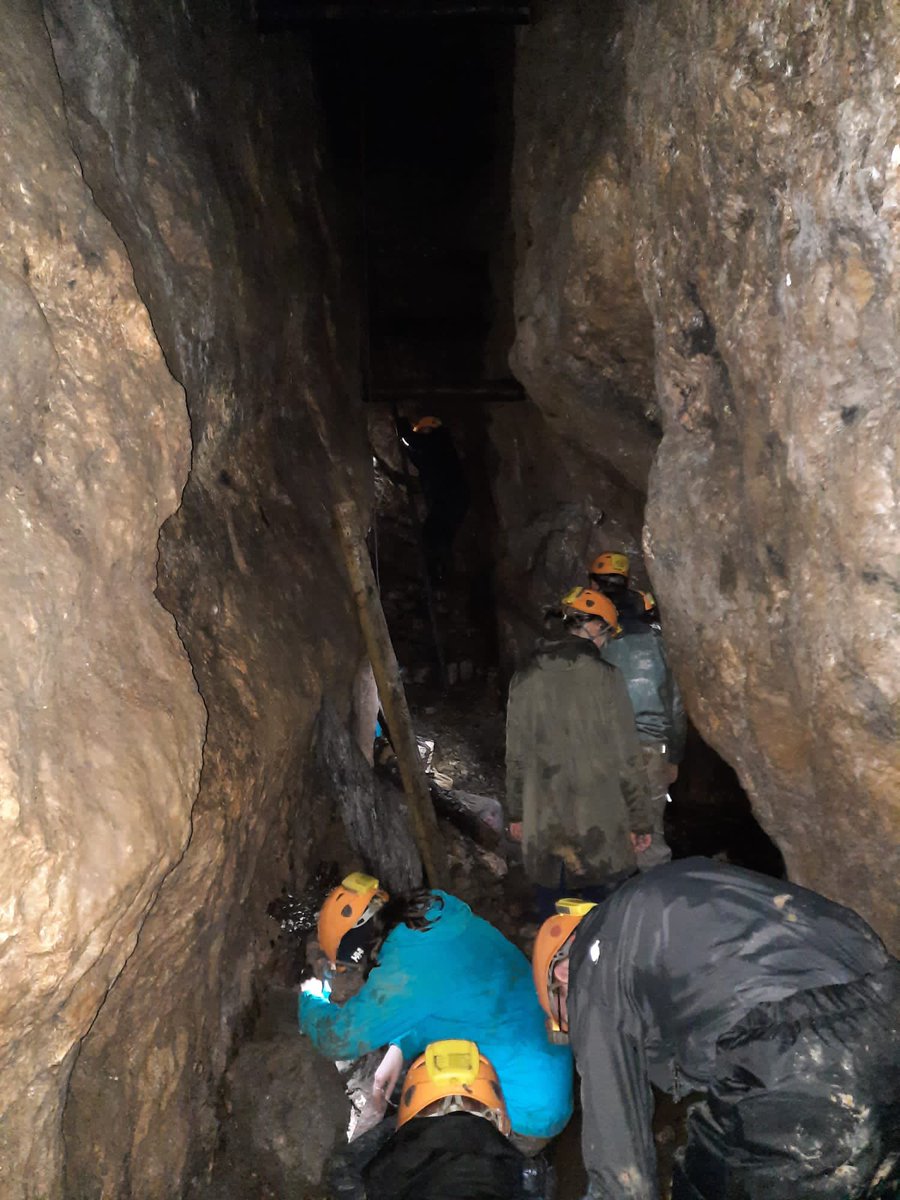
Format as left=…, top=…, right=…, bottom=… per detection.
left=299, top=891, right=573, bottom=1139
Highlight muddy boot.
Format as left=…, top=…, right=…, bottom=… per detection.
left=521, top=1153, right=556, bottom=1200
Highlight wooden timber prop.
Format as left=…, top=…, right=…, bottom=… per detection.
left=333, top=499, right=449, bottom=889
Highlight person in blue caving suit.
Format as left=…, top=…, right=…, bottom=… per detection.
left=298, top=872, right=573, bottom=1144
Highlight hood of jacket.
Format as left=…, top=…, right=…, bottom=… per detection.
left=385, top=890, right=471, bottom=949
left=531, top=635, right=607, bottom=671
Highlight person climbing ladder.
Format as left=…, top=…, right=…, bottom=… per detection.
left=395, top=415, right=469, bottom=586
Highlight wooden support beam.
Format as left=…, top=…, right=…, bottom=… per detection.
left=365, top=380, right=526, bottom=404
left=259, top=2, right=530, bottom=28
left=333, top=499, right=449, bottom=889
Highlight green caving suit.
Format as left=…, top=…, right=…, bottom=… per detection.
left=505, top=636, right=653, bottom=888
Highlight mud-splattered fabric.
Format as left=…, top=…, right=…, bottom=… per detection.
left=299, top=892, right=573, bottom=1138
left=674, top=962, right=900, bottom=1199
left=599, top=617, right=686, bottom=762
left=505, top=636, right=652, bottom=887
left=600, top=616, right=685, bottom=870
left=567, top=859, right=892, bottom=1200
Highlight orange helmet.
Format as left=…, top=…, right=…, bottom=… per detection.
left=317, top=872, right=389, bottom=968
left=588, top=552, right=630, bottom=581
left=532, top=899, right=595, bottom=1040
left=397, top=1040, right=510, bottom=1135
left=561, top=586, right=619, bottom=631
left=412, top=416, right=442, bottom=434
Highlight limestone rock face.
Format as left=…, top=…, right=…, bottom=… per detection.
left=509, top=0, right=899, bottom=947
left=510, top=0, right=658, bottom=494
left=494, top=1, right=659, bottom=669
left=0, top=1, right=205, bottom=1195
left=314, top=702, right=424, bottom=894
left=489, top=402, right=647, bottom=670
left=9, top=0, right=370, bottom=1196
left=216, top=999, right=350, bottom=1198
left=627, top=0, right=900, bottom=946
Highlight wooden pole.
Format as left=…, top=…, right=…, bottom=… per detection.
left=333, top=499, right=448, bottom=889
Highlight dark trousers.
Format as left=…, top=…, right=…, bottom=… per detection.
left=327, top=1114, right=556, bottom=1199
left=673, top=963, right=900, bottom=1200
left=421, top=488, right=468, bottom=584
left=534, top=862, right=636, bottom=920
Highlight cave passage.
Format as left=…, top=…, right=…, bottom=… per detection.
left=3, top=1, right=896, bottom=1199
left=306, top=4, right=784, bottom=878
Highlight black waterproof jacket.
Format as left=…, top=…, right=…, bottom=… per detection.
left=396, top=418, right=467, bottom=507
left=567, top=858, right=890, bottom=1200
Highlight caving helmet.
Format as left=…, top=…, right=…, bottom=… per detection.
left=532, top=899, right=596, bottom=1041
left=397, top=1040, right=511, bottom=1135
left=412, top=416, right=442, bottom=434
left=561, top=586, right=620, bottom=633
left=588, top=551, right=630, bottom=584
left=318, top=872, right=389, bottom=969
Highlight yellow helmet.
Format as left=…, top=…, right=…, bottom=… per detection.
left=397, top=1040, right=510, bottom=1135
left=317, top=872, right=389, bottom=968
left=589, top=551, right=630, bottom=581
left=532, top=899, right=596, bottom=1040
left=561, top=586, right=620, bottom=632
left=412, top=416, right=442, bottom=434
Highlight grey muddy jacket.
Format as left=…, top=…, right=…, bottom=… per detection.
left=567, top=858, right=890, bottom=1200
left=599, top=617, right=686, bottom=762
left=505, top=637, right=652, bottom=887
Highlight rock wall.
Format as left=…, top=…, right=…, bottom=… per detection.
left=510, top=0, right=899, bottom=946
left=628, top=0, right=900, bottom=946
left=492, top=1, right=660, bottom=670
left=0, top=0, right=369, bottom=1196
left=509, top=0, right=658, bottom=494
left=488, top=401, right=647, bottom=670
left=0, top=1, right=205, bottom=1195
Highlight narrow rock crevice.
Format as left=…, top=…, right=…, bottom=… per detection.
left=1, top=1, right=897, bottom=1197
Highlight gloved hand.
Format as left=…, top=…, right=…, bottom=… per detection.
left=299, top=975, right=330, bottom=1001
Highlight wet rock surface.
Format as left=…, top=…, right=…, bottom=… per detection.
left=510, top=0, right=899, bottom=947
left=627, top=0, right=900, bottom=946
left=487, top=408, right=647, bottom=670
left=493, top=0, right=659, bottom=669
left=188, top=989, right=349, bottom=1200
left=510, top=0, right=658, bottom=493
left=0, top=1, right=204, bottom=1194
left=314, top=701, right=423, bottom=894
left=9, top=0, right=372, bottom=1196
